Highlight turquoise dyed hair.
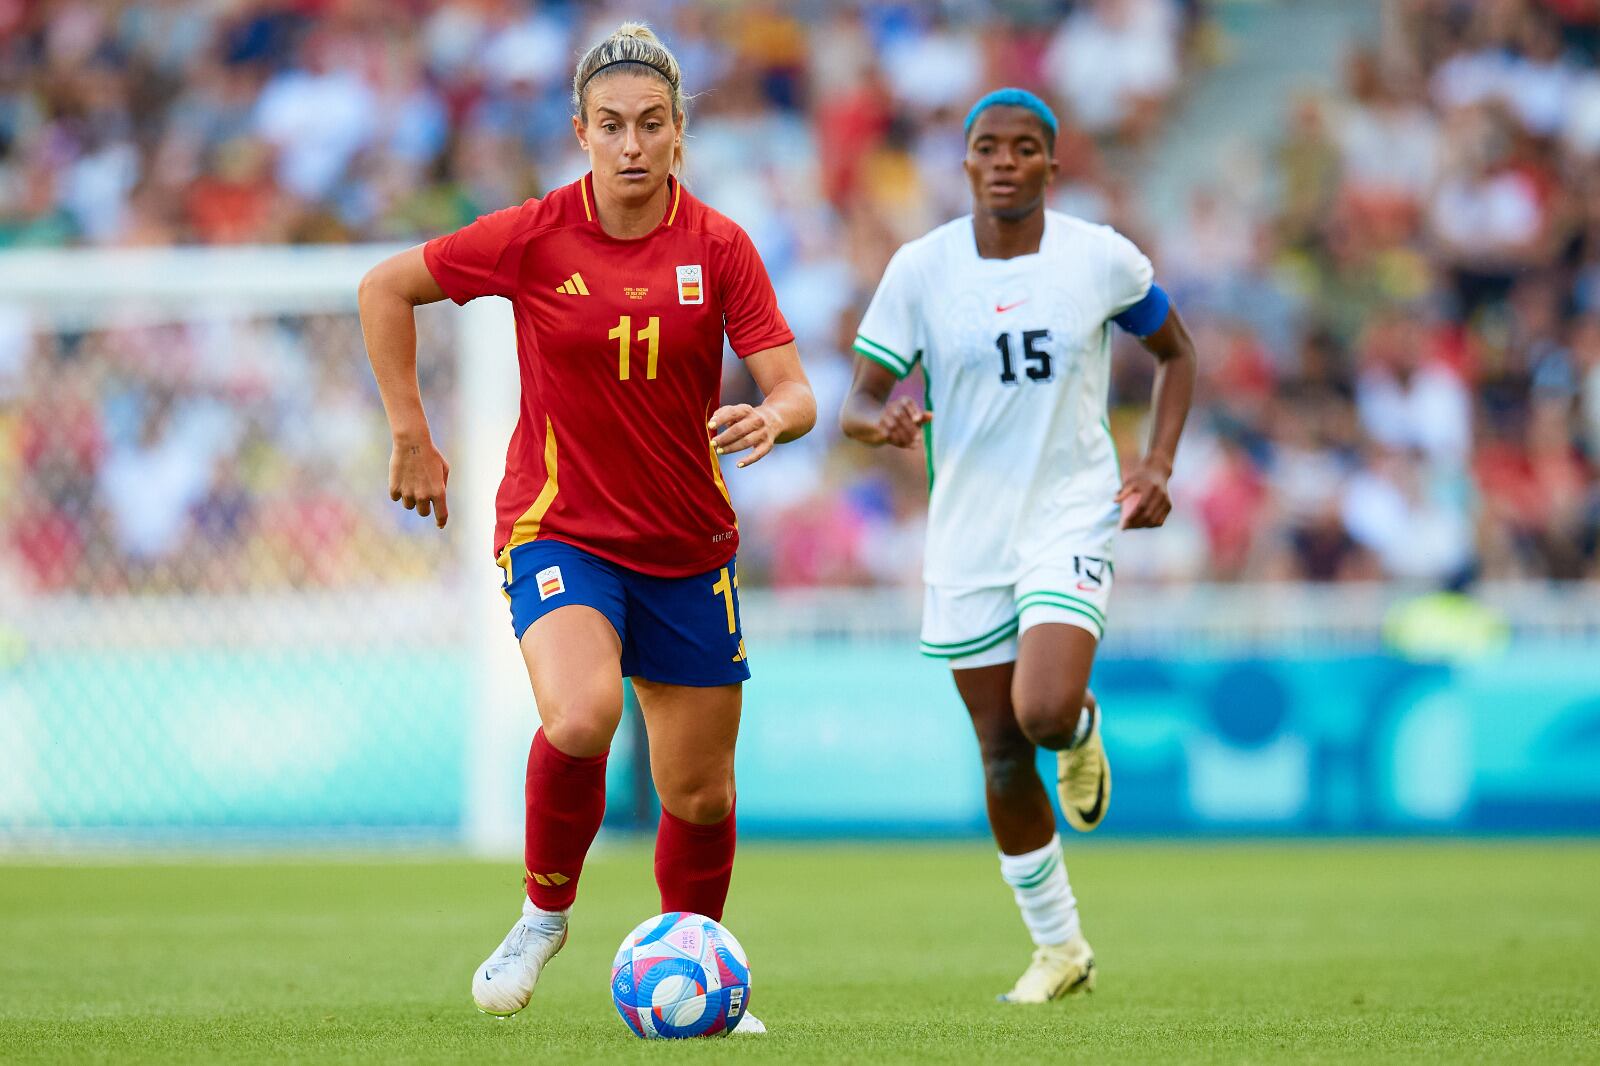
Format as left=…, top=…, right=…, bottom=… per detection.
left=963, top=88, right=1059, bottom=146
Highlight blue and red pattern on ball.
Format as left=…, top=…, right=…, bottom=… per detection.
left=612, top=912, right=751, bottom=1039
left=638, top=956, right=718, bottom=1038
left=633, top=912, right=683, bottom=948
left=636, top=955, right=708, bottom=1001
left=610, top=963, right=646, bottom=1037
left=616, top=1000, right=645, bottom=1038
left=710, top=928, right=750, bottom=988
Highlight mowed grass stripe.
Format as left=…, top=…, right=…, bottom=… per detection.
left=1, top=842, right=1596, bottom=1064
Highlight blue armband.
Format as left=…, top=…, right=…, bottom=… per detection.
left=1111, top=283, right=1170, bottom=338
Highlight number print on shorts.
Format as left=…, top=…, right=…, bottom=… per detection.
left=1073, top=555, right=1109, bottom=592
left=713, top=566, right=747, bottom=663
left=712, top=567, right=736, bottom=634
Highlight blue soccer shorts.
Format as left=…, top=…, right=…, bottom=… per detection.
left=499, top=540, right=750, bottom=687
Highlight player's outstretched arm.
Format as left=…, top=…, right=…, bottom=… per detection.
left=1116, top=306, right=1198, bottom=530
left=839, top=355, right=931, bottom=448
left=710, top=341, right=816, bottom=469
left=358, top=245, right=453, bottom=528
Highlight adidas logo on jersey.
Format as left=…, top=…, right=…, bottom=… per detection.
left=554, top=273, right=590, bottom=296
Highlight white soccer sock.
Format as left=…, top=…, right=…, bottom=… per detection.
left=1067, top=705, right=1094, bottom=749
left=998, top=834, right=1079, bottom=947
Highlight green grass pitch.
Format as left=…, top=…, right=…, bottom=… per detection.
left=2, top=842, right=1597, bottom=1064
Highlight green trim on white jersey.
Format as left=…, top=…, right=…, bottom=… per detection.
left=853, top=334, right=912, bottom=378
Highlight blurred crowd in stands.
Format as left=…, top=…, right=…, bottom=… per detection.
left=3, top=0, right=1598, bottom=593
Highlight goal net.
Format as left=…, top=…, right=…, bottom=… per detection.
left=0, top=245, right=536, bottom=852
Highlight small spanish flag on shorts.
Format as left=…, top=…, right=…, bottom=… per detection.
left=535, top=565, right=565, bottom=601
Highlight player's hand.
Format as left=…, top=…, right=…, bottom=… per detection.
left=709, top=403, right=785, bottom=468
left=1115, top=458, right=1172, bottom=530
left=872, top=396, right=932, bottom=448
left=390, top=436, right=450, bottom=528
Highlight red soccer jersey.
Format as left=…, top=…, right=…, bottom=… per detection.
left=423, top=174, right=793, bottom=576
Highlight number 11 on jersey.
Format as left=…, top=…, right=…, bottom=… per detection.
left=609, top=315, right=661, bottom=381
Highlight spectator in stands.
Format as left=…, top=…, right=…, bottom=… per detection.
left=1044, top=0, right=1179, bottom=142
left=1354, top=309, right=1473, bottom=468
left=2, top=0, right=1596, bottom=589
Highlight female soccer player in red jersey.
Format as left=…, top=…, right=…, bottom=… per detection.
left=357, top=23, right=813, bottom=1029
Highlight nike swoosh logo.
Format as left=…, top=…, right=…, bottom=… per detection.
left=1060, top=960, right=1094, bottom=996
left=1077, top=764, right=1107, bottom=825
left=995, top=300, right=1026, bottom=313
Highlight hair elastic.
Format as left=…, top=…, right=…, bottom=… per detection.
left=582, top=58, right=671, bottom=89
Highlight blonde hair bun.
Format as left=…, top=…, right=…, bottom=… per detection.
left=614, top=22, right=657, bottom=42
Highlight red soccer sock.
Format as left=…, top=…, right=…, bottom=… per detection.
left=523, top=728, right=608, bottom=911
left=655, top=801, right=737, bottom=921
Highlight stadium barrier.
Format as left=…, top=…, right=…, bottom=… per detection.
left=5, top=586, right=1600, bottom=848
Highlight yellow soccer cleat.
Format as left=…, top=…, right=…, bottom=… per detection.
left=998, top=933, right=1096, bottom=1004
left=1057, top=705, right=1110, bottom=832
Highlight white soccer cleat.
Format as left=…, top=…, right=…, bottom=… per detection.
left=471, top=899, right=569, bottom=1017
left=997, top=933, right=1096, bottom=1004
left=730, top=1012, right=766, bottom=1035
left=1057, top=704, right=1111, bottom=832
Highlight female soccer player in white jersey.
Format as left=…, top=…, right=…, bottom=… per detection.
left=841, top=89, right=1197, bottom=1003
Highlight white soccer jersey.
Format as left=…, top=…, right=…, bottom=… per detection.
left=854, top=211, right=1155, bottom=588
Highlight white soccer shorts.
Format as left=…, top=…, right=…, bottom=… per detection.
left=919, top=552, right=1113, bottom=670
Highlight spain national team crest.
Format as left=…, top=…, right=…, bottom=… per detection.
left=676, top=264, right=703, bottom=305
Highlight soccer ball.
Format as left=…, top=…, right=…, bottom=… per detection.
left=610, top=911, right=751, bottom=1038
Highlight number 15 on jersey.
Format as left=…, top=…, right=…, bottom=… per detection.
left=997, top=329, right=1053, bottom=384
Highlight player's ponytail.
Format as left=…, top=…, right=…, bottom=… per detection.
left=573, top=22, right=687, bottom=172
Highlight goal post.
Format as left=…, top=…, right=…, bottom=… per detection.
left=455, top=294, right=534, bottom=856
left=0, top=244, right=529, bottom=852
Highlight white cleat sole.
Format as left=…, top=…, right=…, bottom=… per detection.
left=996, top=965, right=1096, bottom=1004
